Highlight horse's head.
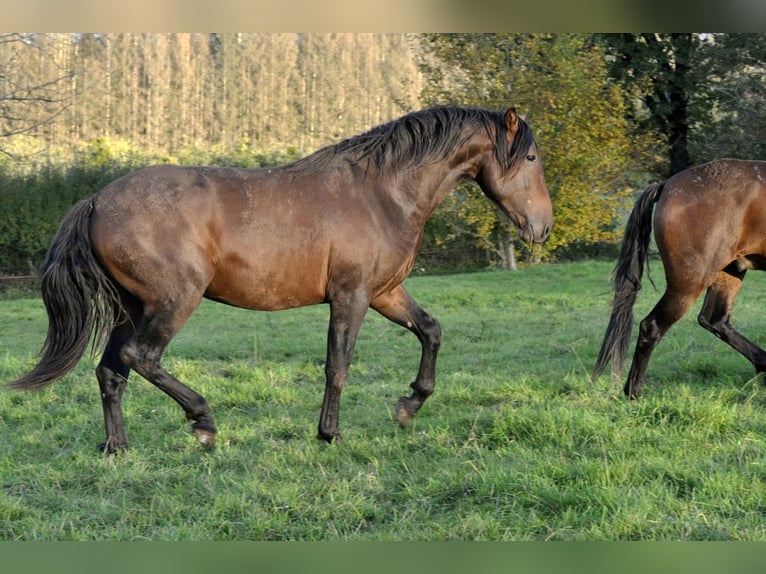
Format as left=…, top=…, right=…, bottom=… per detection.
left=475, top=108, right=552, bottom=243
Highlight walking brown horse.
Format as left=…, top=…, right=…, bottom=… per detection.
left=593, top=159, right=766, bottom=398
left=8, top=105, right=552, bottom=453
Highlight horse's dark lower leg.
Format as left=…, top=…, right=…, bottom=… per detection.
left=121, top=301, right=217, bottom=448
left=624, top=316, right=661, bottom=399
left=318, top=290, right=369, bottom=443
left=698, top=270, right=766, bottom=373
left=371, top=285, right=442, bottom=427
left=96, top=323, right=133, bottom=453
left=624, top=289, right=699, bottom=399
left=123, top=339, right=217, bottom=446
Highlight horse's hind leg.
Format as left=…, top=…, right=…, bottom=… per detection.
left=96, top=321, right=134, bottom=453
left=121, top=299, right=217, bottom=448
left=371, top=285, right=442, bottom=427
left=698, top=269, right=766, bottom=374
left=624, top=285, right=704, bottom=399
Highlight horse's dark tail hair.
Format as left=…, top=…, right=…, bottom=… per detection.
left=591, top=181, right=665, bottom=382
left=7, top=198, right=123, bottom=390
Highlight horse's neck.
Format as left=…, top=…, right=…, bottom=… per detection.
left=397, top=140, right=487, bottom=221
left=392, top=160, right=475, bottom=234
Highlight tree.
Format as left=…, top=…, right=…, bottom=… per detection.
left=418, top=33, right=652, bottom=265
left=691, top=33, right=766, bottom=163
left=596, top=33, right=766, bottom=176
left=0, top=33, right=73, bottom=154
left=294, top=33, right=421, bottom=152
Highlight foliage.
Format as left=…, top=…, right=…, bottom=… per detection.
left=0, top=139, right=145, bottom=274
left=4, top=262, right=766, bottom=540
left=418, top=34, right=655, bottom=264
left=595, top=33, right=696, bottom=175
left=596, top=33, right=766, bottom=176
left=692, top=34, right=766, bottom=163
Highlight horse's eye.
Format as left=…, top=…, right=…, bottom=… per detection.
left=526, top=155, right=537, bottom=162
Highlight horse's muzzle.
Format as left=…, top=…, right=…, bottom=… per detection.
left=520, top=221, right=551, bottom=244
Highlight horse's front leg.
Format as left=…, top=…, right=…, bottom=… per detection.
left=371, top=284, right=442, bottom=427
left=318, top=289, right=370, bottom=442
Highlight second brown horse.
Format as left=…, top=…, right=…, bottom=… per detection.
left=594, top=159, right=766, bottom=398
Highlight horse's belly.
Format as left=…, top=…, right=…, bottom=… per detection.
left=204, top=255, right=328, bottom=311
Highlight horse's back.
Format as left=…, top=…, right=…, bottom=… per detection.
left=657, top=159, right=766, bottom=227
left=654, top=159, right=766, bottom=281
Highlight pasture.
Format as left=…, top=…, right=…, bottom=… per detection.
left=2, top=260, right=766, bottom=540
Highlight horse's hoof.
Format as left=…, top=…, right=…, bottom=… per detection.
left=193, top=427, right=217, bottom=449
left=396, top=397, right=415, bottom=427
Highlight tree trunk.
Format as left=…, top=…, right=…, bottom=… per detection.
left=666, top=33, right=692, bottom=175
left=497, top=231, right=517, bottom=271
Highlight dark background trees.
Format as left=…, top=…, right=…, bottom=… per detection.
left=596, top=33, right=766, bottom=176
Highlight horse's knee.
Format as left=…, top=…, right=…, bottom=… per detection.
left=697, top=306, right=719, bottom=331
left=119, top=341, right=141, bottom=370
left=120, top=343, right=161, bottom=381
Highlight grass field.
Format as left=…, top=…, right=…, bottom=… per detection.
left=3, top=259, right=766, bottom=540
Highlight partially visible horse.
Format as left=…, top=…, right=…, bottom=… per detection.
left=593, top=159, right=766, bottom=398
left=8, top=105, right=552, bottom=453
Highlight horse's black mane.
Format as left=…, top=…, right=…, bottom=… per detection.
left=287, top=105, right=535, bottom=176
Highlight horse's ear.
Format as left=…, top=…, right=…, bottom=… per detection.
left=504, top=108, right=519, bottom=140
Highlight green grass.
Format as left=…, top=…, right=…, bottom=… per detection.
left=3, top=260, right=766, bottom=540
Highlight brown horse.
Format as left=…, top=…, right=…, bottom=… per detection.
left=8, top=105, right=552, bottom=453
left=593, top=158, right=766, bottom=398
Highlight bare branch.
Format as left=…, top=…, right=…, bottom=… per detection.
left=0, top=33, right=73, bottom=151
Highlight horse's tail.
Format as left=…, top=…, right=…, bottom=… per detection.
left=7, top=198, right=123, bottom=390
left=591, top=181, right=665, bottom=381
